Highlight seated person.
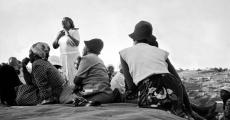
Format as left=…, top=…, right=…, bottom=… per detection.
left=110, top=64, right=126, bottom=103
left=0, top=63, right=23, bottom=105
left=8, top=57, right=26, bottom=84
left=119, top=21, right=214, bottom=120
left=73, top=38, right=114, bottom=104
left=220, top=86, right=230, bottom=120
left=0, top=42, right=67, bottom=106
left=110, top=64, right=125, bottom=95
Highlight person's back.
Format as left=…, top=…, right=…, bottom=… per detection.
left=53, top=17, right=80, bottom=85
left=79, top=54, right=112, bottom=95
left=120, top=43, right=169, bottom=85
left=31, top=59, right=66, bottom=98
left=73, top=38, right=114, bottom=104
left=220, top=86, right=230, bottom=120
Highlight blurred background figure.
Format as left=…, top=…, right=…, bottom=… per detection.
left=107, top=64, right=116, bottom=82
left=53, top=17, right=80, bottom=85
left=220, top=86, right=230, bottom=120
left=110, top=64, right=125, bottom=94
left=8, top=57, right=25, bottom=84
left=8, top=57, right=21, bottom=75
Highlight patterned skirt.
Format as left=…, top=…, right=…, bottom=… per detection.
left=137, top=73, right=187, bottom=117
left=16, top=84, right=40, bottom=105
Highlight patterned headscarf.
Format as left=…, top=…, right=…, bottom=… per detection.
left=30, top=42, right=50, bottom=59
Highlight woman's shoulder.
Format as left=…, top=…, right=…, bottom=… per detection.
left=81, top=54, right=100, bottom=65
left=32, top=59, right=50, bottom=68
left=119, top=46, right=133, bottom=55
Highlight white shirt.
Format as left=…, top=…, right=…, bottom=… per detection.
left=58, top=29, right=80, bottom=54
left=110, top=72, right=126, bottom=94
left=119, top=43, right=170, bottom=85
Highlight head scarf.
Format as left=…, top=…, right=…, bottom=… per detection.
left=30, top=42, right=50, bottom=60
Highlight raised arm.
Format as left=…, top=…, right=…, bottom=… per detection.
left=53, top=30, right=65, bottom=49
left=66, top=29, right=80, bottom=47
left=21, top=57, right=33, bottom=85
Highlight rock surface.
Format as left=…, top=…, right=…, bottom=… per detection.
left=0, top=103, right=186, bottom=120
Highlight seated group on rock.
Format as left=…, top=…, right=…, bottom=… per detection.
left=0, top=19, right=223, bottom=120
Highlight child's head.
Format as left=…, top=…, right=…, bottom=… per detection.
left=8, top=57, right=21, bottom=74
left=107, top=64, right=115, bottom=74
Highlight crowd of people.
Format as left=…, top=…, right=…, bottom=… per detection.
left=0, top=17, right=228, bottom=120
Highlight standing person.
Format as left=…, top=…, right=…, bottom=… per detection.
left=73, top=38, right=114, bottom=104
left=53, top=17, right=80, bottom=85
left=119, top=21, right=207, bottom=120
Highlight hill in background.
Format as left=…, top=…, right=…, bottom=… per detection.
left=178, top=68, right=230, bottom=112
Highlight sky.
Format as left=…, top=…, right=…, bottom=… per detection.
left=0, top=0, right=230, bottom=70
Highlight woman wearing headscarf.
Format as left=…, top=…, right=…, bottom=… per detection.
left=73, top=38, right=114, bottom=105
left=16, top=42, right=67, bottom=105
left=119, top=21, right=208, bottom=120
left=53, top=17, right=80, bottom=85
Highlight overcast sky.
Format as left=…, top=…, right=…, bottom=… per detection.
left=0, top=0, right=230, bottom=70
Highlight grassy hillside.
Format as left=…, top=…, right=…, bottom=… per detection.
left=178, top=70, right=230, bottom=107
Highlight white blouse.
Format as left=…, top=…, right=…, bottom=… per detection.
left=119, top=43, right=170, bottom=85
left=58, top=29, right=80, bottom=54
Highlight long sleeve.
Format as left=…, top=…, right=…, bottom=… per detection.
left=166, top=58, right=181, bottom=80
left=22, top=66, right=33, bottom=85
left=120, top=56, right=136, bottom=91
